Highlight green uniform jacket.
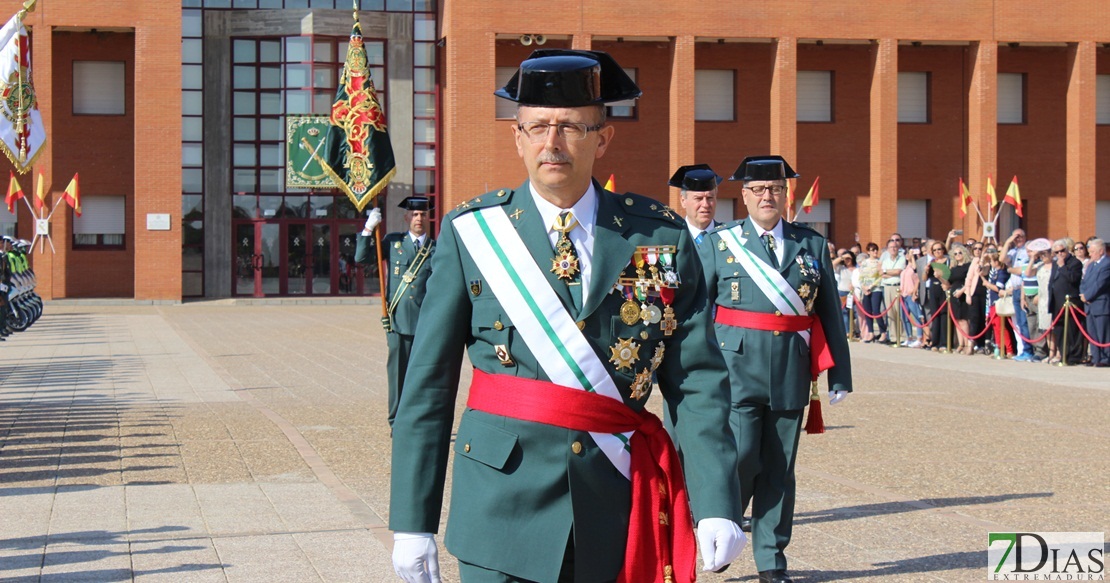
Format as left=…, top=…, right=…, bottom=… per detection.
left=704, top=219, right=852, bottom=409
left=389, top=180, right=740, bottom=583
left=355, top=231, right=435, bottom=335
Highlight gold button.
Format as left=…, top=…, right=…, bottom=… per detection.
left=493, top=320, right=504, bottom=331
left=571, top=441, right=583, bottom=454
left=640, top=331, right=649, bottom=340
left=720, top=342, right=726, bottom=347
left=475, top=197, right=482, bottom=203
left=577, top=321, right=585, bottom=330
left=773, top=330, right=781, bottom=336
left=775, top=310, right=782, bottom=316
left=497, top=189, right=507, bottom=197
left=624, top=198, right=634, bottom=206
left=464, top=443, right=471, bottom=453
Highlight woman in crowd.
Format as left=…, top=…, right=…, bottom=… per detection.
left=850, top=254, right=873, bottom=342
left=1031, top=248, right=1058, bottom=363
left=948, top=243, right=973, bottom=354
left=859, top=242, right=887, bottom=343
left=981, top=251, right=1016, bottom=358
left=923, top=241, right=950, bottom=351
left=837, top=250, right=857, bottom=338
left=1073, top=241, right=1090, bottom=273
left=964, top=241, right=989, bottom=354
left=900, top=247, right=924, bottom=348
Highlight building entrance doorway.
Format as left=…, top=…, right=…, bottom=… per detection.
left=233, top=218, right=376, bottom=297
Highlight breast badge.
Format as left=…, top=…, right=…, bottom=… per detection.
left=616, top=246, right=680, bottom=336
left=609, top=338, right=640, bottom=371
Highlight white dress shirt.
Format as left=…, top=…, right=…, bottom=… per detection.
left=410, top=232, right=427, bottom=247
left=531, top=182, right=597, bottom=306
left=686, top=219, right=716, bottom=244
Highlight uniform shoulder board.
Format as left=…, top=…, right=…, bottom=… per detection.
left=445, top=187, right=516, bottom=219
left=710, top=218, right=744, bottom=234
left=619, top=191, right=684, bottom=226
left=789, top=221, right=823, bottom=237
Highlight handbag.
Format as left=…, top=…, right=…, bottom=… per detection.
left=994, top=295, right=1015, bottom=317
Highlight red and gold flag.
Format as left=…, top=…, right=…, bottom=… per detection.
left=62, top=172, right=80, bottom=216
left=1003, top=176, right=1022, bottom=218
left=5, top=170, right=22, bottom=213
left=959, top=178, right=971, bottom=218
left=801, top=176, right=820, bottom=213
left=33, top=169, right=44, bottom=210
left=604, top=174, right=615, bottom=192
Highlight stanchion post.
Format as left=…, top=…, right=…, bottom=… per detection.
left=945, top=291, right=953, bottom=354
left=1058, top=296, right=1071, bottom=367
left=894, top=296, right=903, bottom=347
left=848, top=305, right=856, bottom=342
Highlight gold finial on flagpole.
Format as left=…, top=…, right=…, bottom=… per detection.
left=17, top=0, right=38, bottom=21
left=353, top=0, right=359, bottom=21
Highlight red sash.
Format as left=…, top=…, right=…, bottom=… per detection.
left=715, top=306, right=835, bottom=381
left=467, top=369, right=696, bottom=583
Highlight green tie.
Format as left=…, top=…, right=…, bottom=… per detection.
left=762, top=233, right=779, bottom=268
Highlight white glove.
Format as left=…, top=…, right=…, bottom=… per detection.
left=364, top=207, right=382, bottom=233
left=829, top=391, right=848, bottom=405
left=696, top=517, right=746, bottom=572
left=392, top=532, right=441, bottom=583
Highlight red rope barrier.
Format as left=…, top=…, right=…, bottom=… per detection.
left=851, top=292, right=900, bottom=319
left=944, top=301, right=997, bottom=341
left=1068, top=304, right=1110, bottom=348
left=1004, top=306, right=1065, bottom=345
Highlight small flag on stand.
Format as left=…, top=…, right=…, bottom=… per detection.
left=320, top=10, right=395, bottom=212
left=5, top=170, right=23, bottom=213
left=1003, top=176, right=1022, bottom=218
left=959, top=178, right=972, bottom=218
left=62, top=172, right=80, bottom=216
left=34, top=169, right=44, bottom=210
left=801, top=176, right=820, bottom=213
left=604, top=173, right=615, bottom=192
left=986, top=174, right=998, bottom=209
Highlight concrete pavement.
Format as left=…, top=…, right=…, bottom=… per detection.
left=0, top=303, right=1106, bottom=581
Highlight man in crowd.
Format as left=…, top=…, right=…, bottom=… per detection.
left=702, top=155, right=853, bottom=583
left=1001, top=228, right=1037, bottom=361
left=389, top=49, right=745, bottom=583
left=357, top=196, right=435, bottom=427
left=879, top=238, right=906, bottom=343
left=672, top=163, right=723, bottom=247
left=1048, top=239, right=1084, bottom=366
left=1079, top=238, right=1109, bottom=366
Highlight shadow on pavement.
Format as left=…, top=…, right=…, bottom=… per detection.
left=794, top=492, right=1054, bottom=525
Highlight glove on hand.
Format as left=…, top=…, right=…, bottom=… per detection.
left=392, top=532, right=441, bottom=583
left=364, top=207, right=383, bottom=233
left=697, top=517, right=746, bottom=572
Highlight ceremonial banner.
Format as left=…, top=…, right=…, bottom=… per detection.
left=320, top=16, right=395, bottom=212
left=0, top=7, right=45, bottom=174
left=285, top=115, right=333, bottom=189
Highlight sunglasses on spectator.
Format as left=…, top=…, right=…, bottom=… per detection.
left=972, top=246, right=983, bottom=251
left=931, top=247, right=944, bottom=252
left=1073, top=246, right=1085, bottom=251
left=1054, top=249, right=1067, bottom=255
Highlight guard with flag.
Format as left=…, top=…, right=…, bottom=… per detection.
left=355, top=195, right=434, bottom=428
left=702, top=155, right=853, bottom=583
left=388, top=49, right=745, bottom=583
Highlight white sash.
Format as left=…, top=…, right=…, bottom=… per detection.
left=717, top=224, right=811, bottom=345
left=453, top=207, right=632, bottom=479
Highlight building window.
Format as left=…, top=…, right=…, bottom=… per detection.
left=606, top=68, right=637, bottom=119
left=898, top=72, right=929, bottom=123
left=0, top=199, right=15, bottom=238
left=695, top=69, right=734, bottom=121
left=73, top=196, right=126, bottom=249
left=73, top=61, right=126, bottom=115
left=495, top=66, right=516, bottom=119
left=1097, top=75, right=1110, bottom=125
left=998, top=73, right=1025, bottom=124
left=797, top=71, right=833, bottom=122
left=897, top=199, right=929, bottom=240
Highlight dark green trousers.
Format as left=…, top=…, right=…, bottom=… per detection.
left=457, top=535, right=603, bottom=583
left=386, top=331, right=413, bottom=427
left=732, top=402, right=804, bottom=572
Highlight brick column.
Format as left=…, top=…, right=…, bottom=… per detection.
left=442, top=32, right=497, bottom=209
left=32, top=23, right=58, bottom=299
left=571, top=34, right=591, bottom=51
left=770, top=37, right=797, bottom=192
left=1066, top=41, right=1096, bottom=240
left=967, top=41, right=998, bottom=241
left=869, top=38, right=898, bottom=243
left=668, top=35, right=695, bottom=211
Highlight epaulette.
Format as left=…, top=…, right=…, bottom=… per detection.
left=710, top=218, right=745, bottom=235
left=617, top=191, right=684, bottom=226
left=789, top=221, right=823, bottom=237
left=445, top=187, right=516, bottom=219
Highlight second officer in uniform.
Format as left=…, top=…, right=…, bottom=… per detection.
left=357, top=196, right=435, bottom=427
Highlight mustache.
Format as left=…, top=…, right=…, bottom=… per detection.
left=537, top=152, right=571, bottom=164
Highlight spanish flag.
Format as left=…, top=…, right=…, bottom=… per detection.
left=1003, top=176, right=1022, bottom=218
left=34, top=169, right=45, bottom=211
left=62, top=172, right=80, bottom=216
left=958, top=178, right=972, bottom=218
left=801, top=176, right=820, bottom=213
left=604, top=174, right=615, bottom=192
left=5, top=170, right=22, bottom=214
left=986, top=174, right=998, bottom=209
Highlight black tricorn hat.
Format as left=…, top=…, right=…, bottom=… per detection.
left=669, top=164, right=723, bottom=191
left=397, top=196, right=433, bottom=211
left=728, top=156, right=800, bottom=182
left=494, top=49, right=642, bottom=107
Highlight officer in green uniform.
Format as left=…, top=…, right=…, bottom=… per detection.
left=0, top=236, right=12, bottom=339
left=389, top=50, right=745, bottom=583
left=356, top=196, right=435, bottom=427
left=703, top=156, right=853, bottom=583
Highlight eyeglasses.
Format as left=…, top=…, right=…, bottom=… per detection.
left=1053, top=249, right=1068, bottom=255
left=891, top=237, right=903, bottom=242
left=952, top=252, right=964, bottom=256
left=516, top=121, right=605, bottom=142
left=744, top=184, right=787, bottom=196
left=972, top=246, right=983, bottom=251
left=1073, top=246, right=1086, bottom=251
left=931, top=247, right=944, bottom=252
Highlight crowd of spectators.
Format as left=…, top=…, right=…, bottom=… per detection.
left=830, top=227, right=1110, bottom=367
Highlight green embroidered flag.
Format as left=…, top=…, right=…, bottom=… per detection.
left=321, top=14, right=395, bottom=212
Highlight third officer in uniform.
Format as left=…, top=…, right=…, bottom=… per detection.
left=357, top=196, right=435, bottom=427
left=703, top=156, right=853, bottom=583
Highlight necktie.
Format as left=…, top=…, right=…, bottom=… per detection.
left=551, top=211, right=582, bottom=311
left=695, top=231, right=705, bottom=246
left=762, top=233, right=780, bottom=268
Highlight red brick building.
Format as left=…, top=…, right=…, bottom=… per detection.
left=5, top=1, right=1110, bottom=300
